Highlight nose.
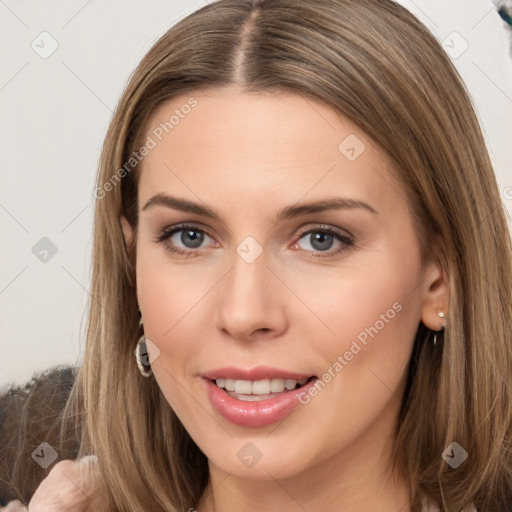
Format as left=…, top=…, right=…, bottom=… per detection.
left=214, top=245, right=288, bottom=342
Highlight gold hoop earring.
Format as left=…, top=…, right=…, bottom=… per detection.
left=134, top=317, right=152, bottom=377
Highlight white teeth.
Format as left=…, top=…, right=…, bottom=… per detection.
left=285, top=379, right=296, bottom=390
left=252, top=379, right=271, bottom=394
left=215, top=378, right=303, bottom=395
left=269, top=378, right=285, bottom=392
left=234, top=380, right=253, bottom=394
left=224, top=379, right=236, bottom=391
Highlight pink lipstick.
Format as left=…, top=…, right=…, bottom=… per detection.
left=202, top=366, right=318, bottom=427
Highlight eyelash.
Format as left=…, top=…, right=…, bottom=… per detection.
left=154, top=223, right=355, bottom=258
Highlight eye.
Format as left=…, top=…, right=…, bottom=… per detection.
left=155, top=224, right=215, bottom=257
left=293, top=225, right=354, bottom=256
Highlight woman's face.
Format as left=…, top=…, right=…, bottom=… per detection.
left=122, top=86, right=446, bottom=481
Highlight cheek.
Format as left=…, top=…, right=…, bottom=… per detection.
left=286, top=246, right=421, bottom=352
left=136, top=239, right=216, bottom=339
left=323, top=255, right=422, bottom=405
left=135, top=250, right=201, bottom=416
left=135, top=248, right=179, bottom=360
left=134, top=242, right=217, bottom=411
left=283, top=248, right=423, bottom=414
left=284, top=260, right=421, bottom=444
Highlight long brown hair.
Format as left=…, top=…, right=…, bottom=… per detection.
left=65, top=0, right=512, bottom=510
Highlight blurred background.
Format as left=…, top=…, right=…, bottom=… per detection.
left=1, top=0, right=511, bottom=389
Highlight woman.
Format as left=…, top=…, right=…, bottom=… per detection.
left=9, top=0, right=512, bottom=510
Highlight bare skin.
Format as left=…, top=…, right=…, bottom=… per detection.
left=120, top=86, right=449, bottom=512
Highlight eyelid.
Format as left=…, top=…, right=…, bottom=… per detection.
left=155, top=222, right=215, bottom=243
left=295, top=222, right=353, bottom=239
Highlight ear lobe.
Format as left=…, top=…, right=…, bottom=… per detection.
left=120, top=216, right=134, bottom=248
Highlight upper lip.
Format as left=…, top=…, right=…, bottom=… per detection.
left=201, top=366, right=316, bottom=381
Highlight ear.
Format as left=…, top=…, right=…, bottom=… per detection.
left=120, top=215, right=138, bottom=302
left=420, top=258, right=450, bottom=331
left=120, top=215, right=134, bottom=248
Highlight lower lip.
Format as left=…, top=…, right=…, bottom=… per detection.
left=204, top=378, right=318, bottom=428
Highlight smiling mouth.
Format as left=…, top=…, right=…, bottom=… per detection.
left=212, top=376, right=317, bottom=402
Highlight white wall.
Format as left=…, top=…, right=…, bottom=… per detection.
left=1, top=0, right=511, bottom=388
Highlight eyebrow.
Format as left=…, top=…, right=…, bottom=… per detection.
left=141, top=193, right=379, bottom=220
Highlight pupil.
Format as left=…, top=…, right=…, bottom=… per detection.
left=182, top=230, right=204, bottom=248
left=311, top=232, right=333, bottom=251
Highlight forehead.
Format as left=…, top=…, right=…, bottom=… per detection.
left=137, top=87, right=407, bottom=217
